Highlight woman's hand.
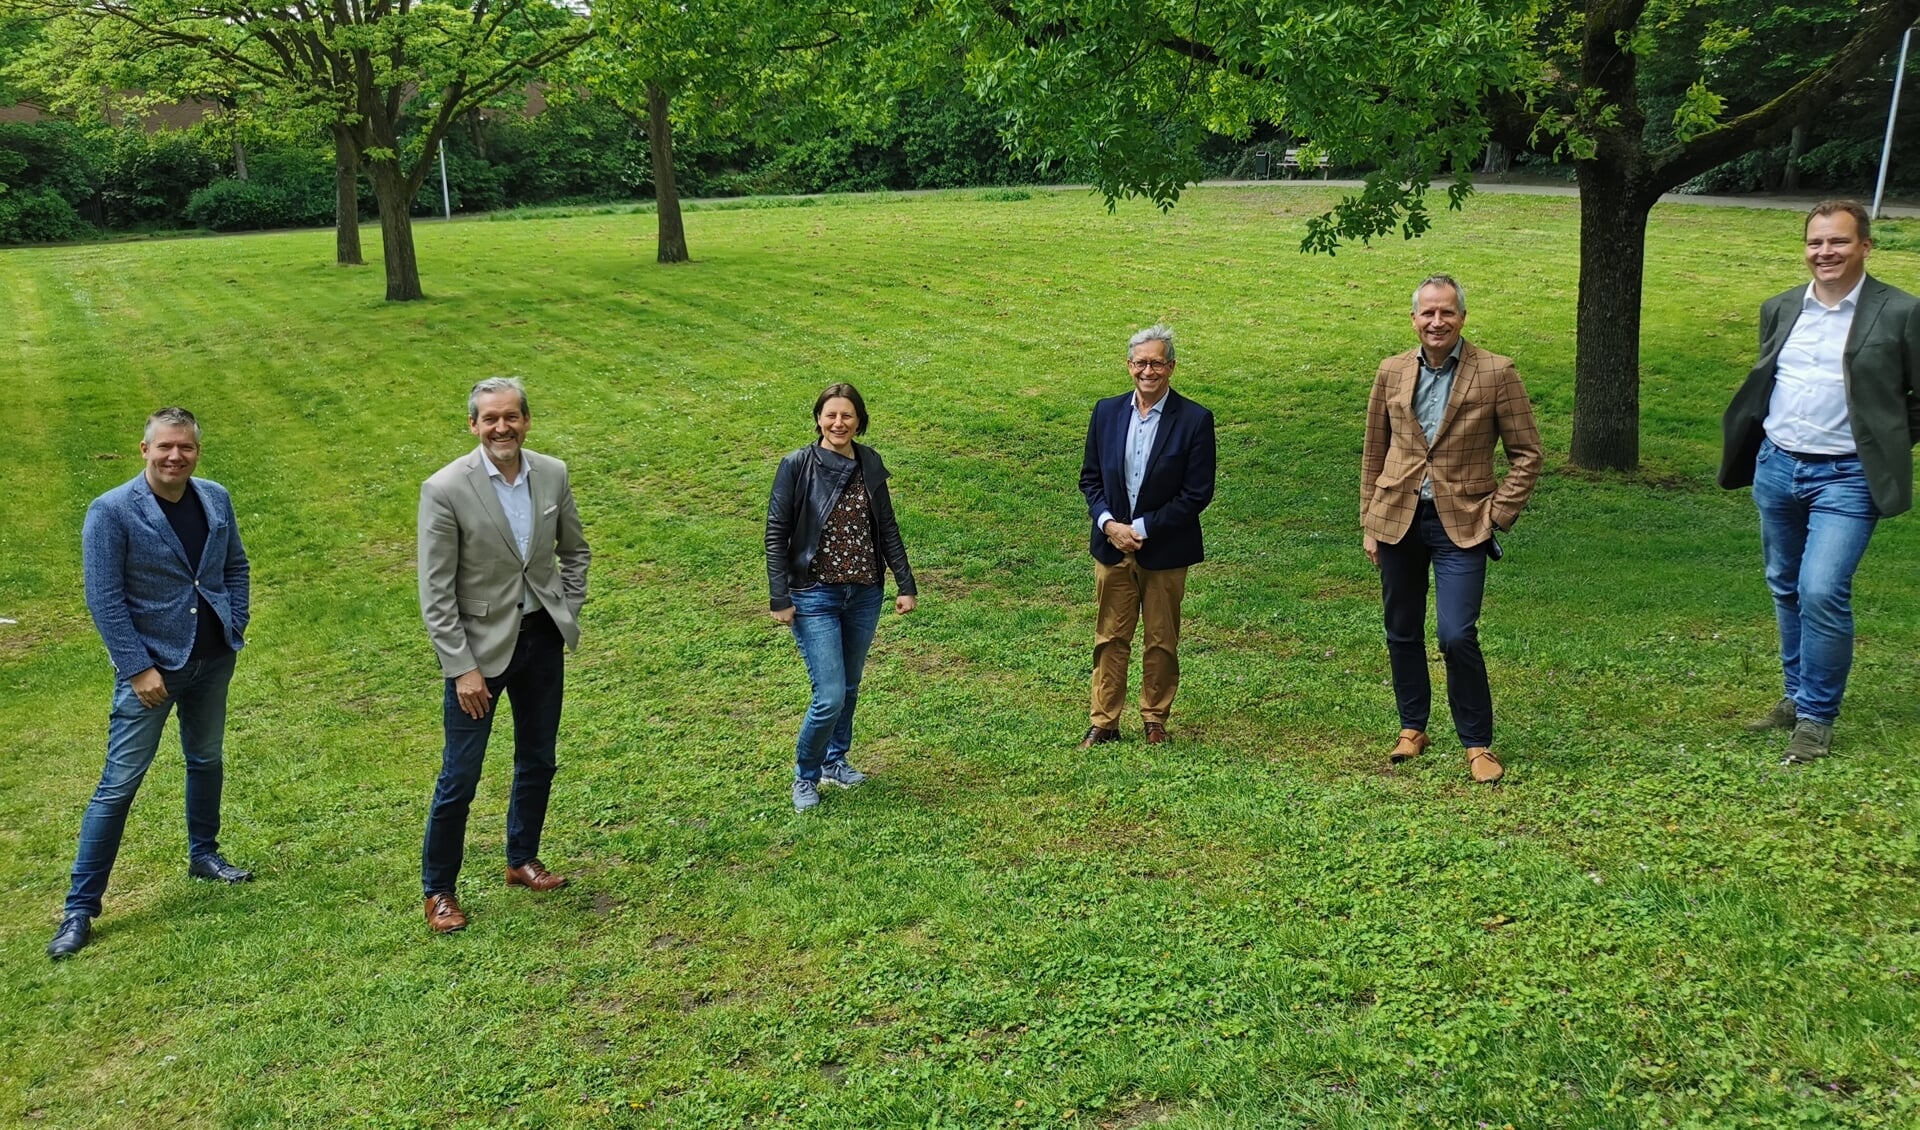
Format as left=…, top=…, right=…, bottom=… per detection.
left=770, top=606, right=795, bottom=625
left=895, top=595, right=916, bottom=615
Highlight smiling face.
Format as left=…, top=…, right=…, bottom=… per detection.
left=1411, top=282, right=1466, bottom=361
left=1805, top=210, right=1871, bottom=299
left=469, top=389, right=530, bottom=471
left=141, top=424, right=200, bottom=500
left=1128, top=339, right=1174, bottom=404
left=817, top=397, right=860, bottom=451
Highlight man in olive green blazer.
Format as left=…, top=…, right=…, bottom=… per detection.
left=1719, top=200, right=1920, bottom=765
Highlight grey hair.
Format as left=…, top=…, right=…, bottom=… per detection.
left=144, top=406, right=201, bottom=443
left=1411, top=275, right=1466, bottom=315
left=1127, top=324, right=1176, bottom=362
left=468, top=377, right=529, bottom=421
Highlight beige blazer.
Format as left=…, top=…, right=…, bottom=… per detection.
left=418, top=447, right=590, bottom=678
left=1361, top=341, right=1544, bottom=548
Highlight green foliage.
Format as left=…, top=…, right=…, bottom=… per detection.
left=4, top=191, right=1920, bottom=1127
left=97, top=126, right=223, bottom=228
left=0, top=184, right=91, bottom=241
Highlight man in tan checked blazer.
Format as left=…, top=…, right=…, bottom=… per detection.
left=1361, top=275, right=1543, bottom=783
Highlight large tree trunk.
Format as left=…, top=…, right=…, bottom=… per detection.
left=1783, top=124, right=1807, bottom=192
left=645, top=81, right=689, bottom=264
left=1569, top=163, right=1654, bottom=472
left=368, top=159, right=424, bottom=301
left=232, top=138, right=249, bottom=182
left=332, top=126, right=363, bottom=267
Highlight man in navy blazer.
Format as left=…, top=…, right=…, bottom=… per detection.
left=50, top=407, right=253, bottom=960
left=1077, top=324, right=1217, bottom=748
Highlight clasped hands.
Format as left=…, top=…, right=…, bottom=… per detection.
left=1103, top=519, right=1144, bottom=554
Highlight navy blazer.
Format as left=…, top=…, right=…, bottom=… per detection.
left=83, top=473, right=250, bottom=677
left=1079, top=387, right=1217, bottom=569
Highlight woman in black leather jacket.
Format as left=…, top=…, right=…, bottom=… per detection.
left=765, top=383, right=917, bottom=813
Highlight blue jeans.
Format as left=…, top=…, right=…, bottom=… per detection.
left=789, top=582, right=883, bottom=781
left=1377, top=500, right=1493, bottom=747
left=65, top=652, right=236, bottom=918
left=422, top=611, right=565, bottom=896
left=1752, top=439, right=1880, bottom=725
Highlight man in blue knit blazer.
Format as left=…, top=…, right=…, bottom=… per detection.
left=49, top=407, right=254, bottom=960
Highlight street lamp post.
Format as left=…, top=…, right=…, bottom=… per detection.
left=1872, top=25, right=1915, bottom=219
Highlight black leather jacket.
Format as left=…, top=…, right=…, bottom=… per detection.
left=766, top=442, right=917, bottom=611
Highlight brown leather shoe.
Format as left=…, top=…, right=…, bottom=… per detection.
left=1144, top=722, right=1170, bottom=745
left=1467, top=747, right=1504, bottom=783
left=425, top=892, right=468, bottom=933
left=1388, top=728, right=1431, bottom=764
left=506, top=859, right=569, bottom=892
left=1077, top=726, right=1120, bottom=750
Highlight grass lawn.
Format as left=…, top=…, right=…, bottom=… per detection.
left=4, top=187, right=1919, bottom=1129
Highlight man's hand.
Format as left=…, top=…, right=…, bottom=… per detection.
left=454, top=669, right=493, bottom=720
left=1363, top=534, right=1380, bottom=568
left=1103, top=520, right=1143, bottom=553
left=130, top=667, right=168, bottom=709
left=770, top=606, right=796, bottom=626
left=895, top=595, right=916, bottom=615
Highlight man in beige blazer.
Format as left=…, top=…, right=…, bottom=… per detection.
left=1362, top=275, right=1542, bottom=783
left=418, top=377, right=590, bottom=933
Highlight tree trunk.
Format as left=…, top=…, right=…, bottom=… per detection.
left=332, top=127, right=364, bottom=267
left=369, top=160, right=424, bottom=301
left=233, top=138, right=249, bottom=182
left=1569, top=164, right=1653, bottom=472
left=645, top=81, right=689, bottom=264
left=1783, top=124, right=1807, bottom=192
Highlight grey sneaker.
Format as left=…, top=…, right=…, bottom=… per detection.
left=1745, top=696, right=1797, bottom=732
left=1781, top=719, right=1834, bottom=765
left=792, top=778, right=821, bottom=812
left=820, top=760, right=867, bottom=788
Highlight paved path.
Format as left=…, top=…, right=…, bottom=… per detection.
left=1191, top=177, right=1920, bottom=217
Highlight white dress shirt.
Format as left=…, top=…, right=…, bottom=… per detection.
left=484, top=455, right=542, bottom=613
left=1765, top=277, right=1863, bottom=455
left=1098, top=392, right=1165, bottom=540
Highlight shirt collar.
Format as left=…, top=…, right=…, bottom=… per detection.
left=483, top=452, right=529, bottom=485
left=1804, top=276, right=1866, bottom=313
left=1129, top=391, right=1169, bottom=417
left=1419, top=339, right=1465, bottom=372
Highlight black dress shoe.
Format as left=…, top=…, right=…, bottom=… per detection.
left=48, top=914, right=91, bottom=960
left=188, top=853, right=254, bottom=883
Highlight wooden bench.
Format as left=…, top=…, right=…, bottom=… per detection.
left=1280, top=148, right=1331, bottom=178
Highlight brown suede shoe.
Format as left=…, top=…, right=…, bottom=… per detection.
left=1467, top=747, right=1505, bottom=784
left=506, top=860, right=569, bottom=892
left=1388, top=728, right=1431, bottom=764
left=1077, top=726, right=1120, bottom=750
left=1144, top=722, right=1170, bottom=745
left=425, top=892, right=468, bottom=933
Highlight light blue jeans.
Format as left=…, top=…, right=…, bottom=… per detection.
left=65, top=652, right=235, bottom=917
left=1752, top=439, right=1880, bottom=725
left=788, top=582, right=883, bottom=782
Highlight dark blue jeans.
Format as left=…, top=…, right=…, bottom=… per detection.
left=1378, top=500, right=1494, bottom=747
left=65, top=652, right=236, bottom=918
left=1752, top=439, right=1880, bottom=725
left=789, top=582, right=883, bottom=781
left=422, top=611, right=565, bottom=897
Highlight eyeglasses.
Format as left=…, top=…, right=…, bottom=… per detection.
left=1128, top=358, right=1172, bottom=372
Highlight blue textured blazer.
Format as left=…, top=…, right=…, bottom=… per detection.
left=1079, top=388, right=1217, bottom=570
left=83, top=473, right=250, bottom=677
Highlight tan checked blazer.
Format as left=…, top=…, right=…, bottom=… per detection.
left=1362, top=341, right=1544, bottom=547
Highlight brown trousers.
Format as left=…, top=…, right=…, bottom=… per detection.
left=1090, top=556, right=1189, bottom=728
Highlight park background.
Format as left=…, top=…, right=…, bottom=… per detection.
left=4, top=186, right=1920, bottom=1127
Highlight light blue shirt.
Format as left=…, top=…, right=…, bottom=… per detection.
left=1765, top=277, right=1863, bottom=455
left=484, top=455, right=541, bottom=613
left=1098, top=392, right=1165, bottom=540
left=1414, top=340, right=1463, bottom=501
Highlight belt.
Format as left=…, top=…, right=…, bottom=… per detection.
left=1779, top=448, right=1856, bottom=463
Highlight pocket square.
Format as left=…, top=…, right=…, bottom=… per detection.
left=542, top=504, right=558, bottom=515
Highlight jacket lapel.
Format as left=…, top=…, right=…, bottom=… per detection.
left=130, top=474, right=191, bottom=570
left=1843, top=277, right=1890, bottom=374
left=1431, top=343, right=1479, bottom=445
left=1393, top=352, right=1421, bottom=438
left=1141, top=389, right=1181, bottom=479
left=463, top=447, right=522, bottom=559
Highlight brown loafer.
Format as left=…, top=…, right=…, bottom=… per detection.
left=425, top=892, right=468, bottom=933
left=1467, top=747, right=1504, bottom=783
left=1144, top=722, right=1170, bottom=745
left=1077, top=726, right=1120, bottom=750
left=506, top=859, right=569, bottom=892
left=1388, top=728, right=1431, bottom=764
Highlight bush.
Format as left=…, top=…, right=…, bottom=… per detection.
left=185, top=178, right=297, bottom=231
left=99, top=128, right=224, bottom=228
left=0, top=186, right=94, bottom=244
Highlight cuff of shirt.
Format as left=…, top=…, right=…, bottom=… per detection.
left=1097, top=510, right=1114, bottom=528
left=1132, top=518, right=1147, bottom=539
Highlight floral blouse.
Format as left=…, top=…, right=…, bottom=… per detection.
left=815, top=470, right=880, bottom=585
